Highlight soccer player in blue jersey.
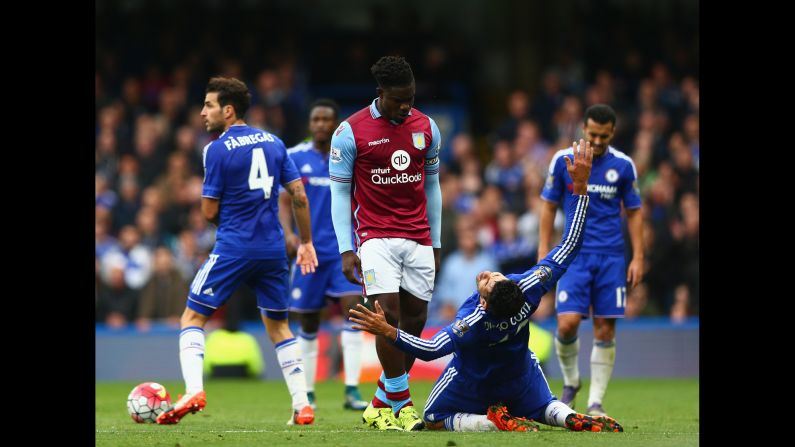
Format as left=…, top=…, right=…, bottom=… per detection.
left=157, top=77, right=319, bottom=426
left=350, top=140, right=622, bottom=433
left=539, top=104, right=644, bottom=417
left=278, top=99, right=369, bottom=411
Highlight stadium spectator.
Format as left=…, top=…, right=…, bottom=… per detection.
left=136, top=246, right=188, bottom=331
left=491, top=211, right=536, bottom=275
left=102, top=225, right=153, bottom=291
left=432, top=219, right=498, bottom=322
left=96, top=257, right=139, bottom=328
left=484, top=140, right=525, bottom=212
left=493, top=89, right=530, bottom=143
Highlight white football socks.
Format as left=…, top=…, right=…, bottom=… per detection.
left=448, top=413, right=498, bottom=431
left=275, top=338, right=310, bottom=411
left=341, top=325, right=363, bottom=387
left=588, top=339, right=616, bottom=407
left=544, top=400, right=575, bottom=427
left=555, top=335, right=580, bottom=387
left=179, top=326, right=205, bottom=395
left=297, top=331, right=318, bottom=392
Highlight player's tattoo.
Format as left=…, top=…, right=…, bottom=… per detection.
left=288, top=182, right=308, bottom=209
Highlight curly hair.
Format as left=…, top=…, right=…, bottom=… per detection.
left=370, top=55, right=414, bottom=88
left=487, top=280, right=524, bottom=318
left=206, top=77, right=251, bottom=119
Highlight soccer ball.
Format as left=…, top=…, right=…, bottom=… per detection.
left=126, top=382, right=171, bottom=423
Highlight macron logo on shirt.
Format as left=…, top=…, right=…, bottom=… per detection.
left=368, top=138, right=390, bottom=146
left=300, top=164, right=313, bottom=173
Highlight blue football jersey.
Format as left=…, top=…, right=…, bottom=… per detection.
left=541, top=146, right=641, bottom=255
left=202, top=124, right=300, bottom=259
left=392, top=194, right=590, bottom=383
left=285, top=141, right=339, bottom=262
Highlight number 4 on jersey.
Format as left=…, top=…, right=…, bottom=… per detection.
left=249, top=148, right=274, bottom=198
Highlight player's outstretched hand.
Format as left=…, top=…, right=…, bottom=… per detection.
left=296, top=241, right=319, bottom=275
left=564, top=138, right=594, bottom=187
left=349, top=301, right=397, bottom=340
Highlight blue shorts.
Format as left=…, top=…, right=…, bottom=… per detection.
left=187, top=254, right=289, bottom=318
left=423, top=355, right=555, bottom=424
left=288, top=256, right=361, bottom=313
left=555, top=252, right=626, bottom=319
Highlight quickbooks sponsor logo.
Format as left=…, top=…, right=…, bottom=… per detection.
left=391, top=150, right=410, bottom=171
left=371, top=172, right=423, bottom=185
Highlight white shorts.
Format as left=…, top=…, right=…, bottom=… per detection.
left=358, top=238, right=435, bottom=302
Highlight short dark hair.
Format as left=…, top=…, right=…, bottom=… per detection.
left=487, top=280, right=524, bottom=318
left=584, top=104, right=617, bottom=127
left=370, top=56, right=414, bottom=88
left=206, top=77, right=250, bottom=119
left=309, top=98, right=340, bottom=120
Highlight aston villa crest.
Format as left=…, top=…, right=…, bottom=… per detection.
left=412, top=132, right=426, bottom=150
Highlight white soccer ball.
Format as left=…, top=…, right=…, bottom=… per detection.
left=126, top=382, right=172, bottom=423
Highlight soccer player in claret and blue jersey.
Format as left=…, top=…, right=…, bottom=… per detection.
left=156, top=77, right=319, bottom=426
left=278, top=99, right=369, bottom=411
left=350, top=140, right=623, bottom=433
left=539, top=104, right=644, bottom=417
left=329, top=55, right=443, bottom=431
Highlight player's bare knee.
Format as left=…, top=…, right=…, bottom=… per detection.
left=262, top=317, right=293, bottom=344
left=593, top=318, right=616, bottom=341
left=556, top=319, right=580, bottom=338
left=593, top=326, right=615, bottom=341
left=300, top=313, right=321, bottom=333
left=180, top=308, right=208, bottom=328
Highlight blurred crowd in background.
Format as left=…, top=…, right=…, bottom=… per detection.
left=96, top=0, right=698, bottom=331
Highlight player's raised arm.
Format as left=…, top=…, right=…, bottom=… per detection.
left=532, top=139, right=593, bottom=283
left=537, top=147, right=566, bottom=260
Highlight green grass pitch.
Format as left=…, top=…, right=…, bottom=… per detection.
left=97, top=378, right=698, bottom=446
